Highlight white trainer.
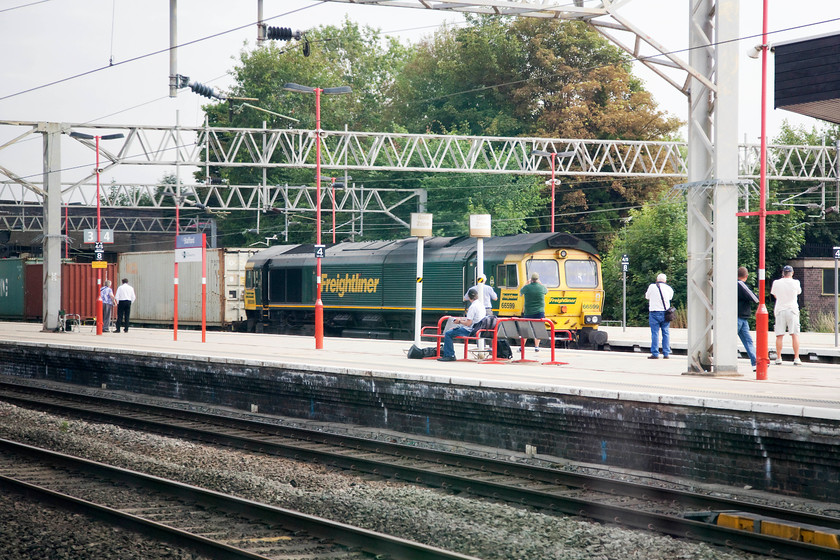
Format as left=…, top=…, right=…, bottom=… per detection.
left=774, top=358, right=783, bottom=365
left=793, top=358, right=802, bottom=365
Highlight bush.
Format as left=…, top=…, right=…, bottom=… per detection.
left=810, top=310, right=838, bottom=333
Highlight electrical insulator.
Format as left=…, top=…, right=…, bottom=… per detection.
left=190, top=82, right=219, bottom=99
left=266, top=27, right=302, bottom=41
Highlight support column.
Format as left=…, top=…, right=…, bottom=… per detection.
left=41, top=122, right=62, bottom=332
left=686, top=0, right=714, bottom=372
left=684, top=0, right=741, bottom=375
left=711, top=0, right=740, bottom=374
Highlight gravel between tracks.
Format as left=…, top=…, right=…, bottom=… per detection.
left=0, top=400, right=776, bottom=560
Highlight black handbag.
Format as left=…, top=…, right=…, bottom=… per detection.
left=657, top=284, right=676, bottom=322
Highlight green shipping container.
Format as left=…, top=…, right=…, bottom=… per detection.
left=0, top=259, right=25, bottom=318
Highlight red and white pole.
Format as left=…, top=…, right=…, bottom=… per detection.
left=314, top=88, right=324, bottom=349
left=95, top=135, right=103, bottom=336
left=201, top=233, right=206, bottom=343
left=174, top=202, right=179, bottom=341
left=755, top=0, right=770, bottom=380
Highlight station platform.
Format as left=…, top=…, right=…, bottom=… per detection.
left=0, top=321, right=837, bottom=417
left=1, top=321, right=839, bottom=501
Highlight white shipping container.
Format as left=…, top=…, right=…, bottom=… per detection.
left=118, top=248, right=256, bottom=328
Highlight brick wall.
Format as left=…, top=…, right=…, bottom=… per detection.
left=791, top=259, right=839, bottom=328
left=2, top=342, right=840, bottom=502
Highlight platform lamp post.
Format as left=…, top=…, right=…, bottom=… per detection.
left=283, top=82, right=352, bottom=349
left=411, top=213, right=433, bottom=346
left=69, top=131, right=124, bottom=336
left=531, top=149, right=574, bottom=233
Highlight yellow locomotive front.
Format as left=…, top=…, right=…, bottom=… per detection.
left=495, top=247, right=606, bottom=345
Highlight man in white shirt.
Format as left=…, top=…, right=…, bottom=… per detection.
left=770, top=265, right=802, bottom=365
left=439, top=288, right=485, bottom=361
left=644, top=273, right=674, bottom=359
left=114, top=278, right=137, bottom=333
left=464, top=274, right=498, bottom=315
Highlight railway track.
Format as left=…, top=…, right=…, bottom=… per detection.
left=2, top=380, right=840, bottom=560
left=0, top=437, right=478, bottom=560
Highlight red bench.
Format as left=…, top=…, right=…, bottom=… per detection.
left=421, top=316, right=572, bottom=365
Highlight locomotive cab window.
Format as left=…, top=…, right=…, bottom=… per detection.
left=496, top=264, right=519, bottom=288
left=565, top=260, right=598, bottom=289
left=268, top=268, right=303, bottom=303
left=526, top=260, right=559, bottom=288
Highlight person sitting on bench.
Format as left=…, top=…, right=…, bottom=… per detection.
left=438, top=288, right=485, bottom=362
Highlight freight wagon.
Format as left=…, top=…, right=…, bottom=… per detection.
left=117, top=248, right=256, bottom=330
left=244, top=232, right=608, bottom=346
left=0, top=258, right=118, bottom=324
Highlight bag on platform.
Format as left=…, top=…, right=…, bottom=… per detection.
left=496, top=339, right=513, bottom=359
left=407, top=344, right=437, bottom=359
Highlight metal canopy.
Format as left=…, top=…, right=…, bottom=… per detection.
left=775, top=32, right=840, bottom=125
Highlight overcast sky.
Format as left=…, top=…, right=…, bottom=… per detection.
left=1, top=0, right=838, bottom=186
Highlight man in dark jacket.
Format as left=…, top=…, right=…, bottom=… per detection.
left=737, top=267, right=758, bottom=370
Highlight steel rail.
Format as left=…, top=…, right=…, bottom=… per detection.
left=3, top=381, right=840, bottom=559
left=0, top=437, right=480, bottom=560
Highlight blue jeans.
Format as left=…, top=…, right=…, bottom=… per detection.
left=649, top=311, right=670, bottom=357
left=443, top=326, right=471, bottom=358
left=737, top=318, right=757, bottom=367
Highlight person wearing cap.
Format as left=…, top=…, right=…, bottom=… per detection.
left=464, top=273, right=498, bottom=314
left=438, top=287, right=486, bottom=362
left=644, top=273, right=673, bottom=359
left=519, top=271, right=548, bottom=352
left=770, top=265, right=802, bottom=365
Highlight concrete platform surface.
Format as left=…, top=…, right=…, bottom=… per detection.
left=2, top=321, right=839, bottom=418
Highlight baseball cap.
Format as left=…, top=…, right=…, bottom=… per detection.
left=782, top=265, right=793, bottom=273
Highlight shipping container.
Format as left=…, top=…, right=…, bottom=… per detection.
left=118, top=248, right=255, bottom=329
left=24, top=262, right=119, bottom=321
left=0, top=259, right=25, bottom=318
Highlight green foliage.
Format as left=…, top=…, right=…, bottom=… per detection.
left=390, top=17, right=681, bottom=141
left=195, top=16, right=681, bottom=244
left=420, top=173, right=546, bottom=236
left=737, top=189, right=805, bottom=281
left=601, top=194, right=687, bottom=324
left=600, top=183, right=805, bottom=327
left=771, top=122, right=840, bottom=249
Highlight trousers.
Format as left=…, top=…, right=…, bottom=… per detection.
left=649, top=310, right=670, bottom=357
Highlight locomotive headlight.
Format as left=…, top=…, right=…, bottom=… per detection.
left=584, top=315, right=601, bottom=324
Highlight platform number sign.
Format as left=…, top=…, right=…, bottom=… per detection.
left=83, top=229, right=114, bottom=244
left=314, top=245, right=326, bottom=259
left=834, top=246, right=840, bottom=260
left=621, top=254, right=629, bottom=272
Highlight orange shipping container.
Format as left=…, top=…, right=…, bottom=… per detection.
left=24, top=263, right=119, bottom=321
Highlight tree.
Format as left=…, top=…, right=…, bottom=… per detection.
left=601, top=188, right=804, bottom=326
left=391, top=17, right=681, bottom=141
left=198, top=19, right=411, bottom=246
left=420, top=173, right=546, bottom=237
left=197, top=16, right=683, bottom=245
left=601, top=193, right=687, bottom=325
left=771, top=122, right=840, bottom=249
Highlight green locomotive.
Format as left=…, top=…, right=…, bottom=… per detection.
left=244, top=232, right=607, bottom=346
